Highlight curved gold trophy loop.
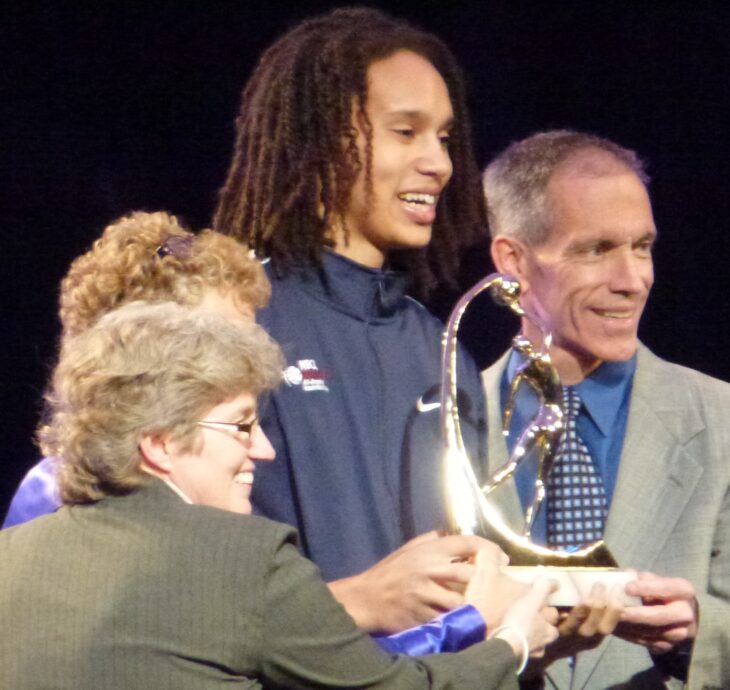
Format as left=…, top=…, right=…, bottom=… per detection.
left=440, top=272, right=616, bottom=568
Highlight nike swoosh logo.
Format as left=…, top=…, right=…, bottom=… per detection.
left=416, top=397, right=441, bottom=413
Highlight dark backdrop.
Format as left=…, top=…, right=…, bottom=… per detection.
left=3, top=1, right=729, bottom=520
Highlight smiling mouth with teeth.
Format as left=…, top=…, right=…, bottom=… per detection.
left=594, top=309, right=634, bottom=319
left=233, top=471, right=254, bottom=486
left=398, top=192, right=437, bottom=205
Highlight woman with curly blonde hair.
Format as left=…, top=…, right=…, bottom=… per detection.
left=4, top=210, right=270, bottom=526
left=59, top=209, right=269, bottom=338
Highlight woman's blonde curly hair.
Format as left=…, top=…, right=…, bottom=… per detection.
left=59, top=211, right=270, bottom=338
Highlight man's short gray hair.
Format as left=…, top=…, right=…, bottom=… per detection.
left=483, top=130, right=649, bottom=245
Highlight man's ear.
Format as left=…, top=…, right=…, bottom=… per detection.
left=138, top=432, right=174, bottom=476
left=490, top=235, right=531, bottom=290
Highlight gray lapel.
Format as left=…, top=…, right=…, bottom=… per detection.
left=603, top=344, right=705, bottom=570
left=568, top=345, right=705, bottom=689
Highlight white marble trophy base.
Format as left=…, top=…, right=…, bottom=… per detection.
left=504, top=566, right=641, bottom=607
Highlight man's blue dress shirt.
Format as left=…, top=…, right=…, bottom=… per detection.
left=500, top=352, right=637, bottom=545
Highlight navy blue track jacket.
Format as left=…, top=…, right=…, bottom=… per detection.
left=253, top=251, right=487, bottom=582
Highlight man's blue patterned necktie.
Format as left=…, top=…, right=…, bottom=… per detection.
left=546, top=386, right=608, bottom=550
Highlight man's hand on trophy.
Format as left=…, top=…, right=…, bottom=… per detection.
left=327, top=531, right=498, bottom=633
left=615, top=572, right=698, bottom=654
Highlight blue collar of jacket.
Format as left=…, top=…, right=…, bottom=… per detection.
left=279, top=250, right=409, bottom=320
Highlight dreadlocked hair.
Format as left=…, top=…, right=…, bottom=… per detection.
left=213, top=6, right=486, bottom=298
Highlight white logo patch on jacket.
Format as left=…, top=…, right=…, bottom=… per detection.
left=283, top=359, right=330, bottom=392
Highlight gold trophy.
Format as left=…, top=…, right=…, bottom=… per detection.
left=440, top=273, right=638, bottom=605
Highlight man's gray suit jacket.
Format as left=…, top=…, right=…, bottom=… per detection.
left=0, top=477, right=520, bottom=690
left=481, top=343, right=730, bottom=690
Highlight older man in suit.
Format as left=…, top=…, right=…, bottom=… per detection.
left=480, top=130, right=730, bottom=689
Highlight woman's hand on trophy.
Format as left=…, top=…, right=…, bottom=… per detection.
left=464, top=545, right=532, bottom=630
left=487, top=576, right=560, bottom=673
left=327, top=531, right=500, bottom=633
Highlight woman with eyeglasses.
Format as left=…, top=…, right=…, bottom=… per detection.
left=0, top=300, right=557, bottom=689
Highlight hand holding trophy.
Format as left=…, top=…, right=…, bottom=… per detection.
left=440, top=272, right=639, bottom=607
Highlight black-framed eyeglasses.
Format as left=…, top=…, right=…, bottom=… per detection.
left=196, top=417, right=258, bottom=437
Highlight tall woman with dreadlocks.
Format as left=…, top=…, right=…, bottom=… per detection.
left=215, top=7, right=495, bottom=639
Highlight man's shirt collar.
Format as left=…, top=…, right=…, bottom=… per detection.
left=574, top=356, right=637, bottom=436
left=505, top=347, right=637, bottom=437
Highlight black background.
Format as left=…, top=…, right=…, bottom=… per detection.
left=2, top=1, right=729, bottom=520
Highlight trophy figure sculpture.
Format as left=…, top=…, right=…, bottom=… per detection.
left=440, top=273, right=637, bottom=605
left=483, top=332, right=564, bottom=538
